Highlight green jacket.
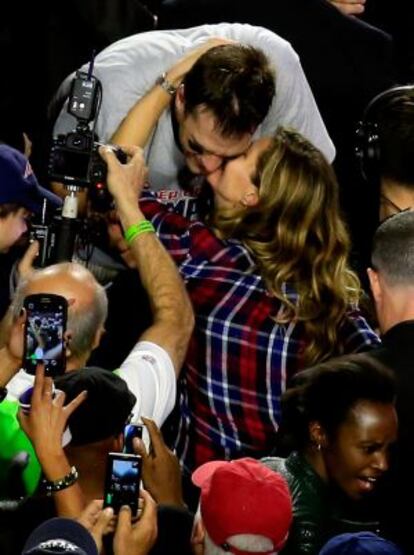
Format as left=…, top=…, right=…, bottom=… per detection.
left=261, top=452, right=381, bottom=555
left=0, top=400, right=41, bottom=497
left=262, top=452, right=330, bottom=555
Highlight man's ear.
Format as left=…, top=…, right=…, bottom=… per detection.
left=175, top=85, right=185, bottom=120
left=92, top=326, right=105, bottom=351
left=367, top=267, right=382, bottom=305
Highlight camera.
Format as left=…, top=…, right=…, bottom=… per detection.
left=42, top=62, right=129, bottom=269
left=48, top=68, right=127, bottom=210
left=48, top=132, right=126, bottom=189
left=103, top=453, right=142, bottom=515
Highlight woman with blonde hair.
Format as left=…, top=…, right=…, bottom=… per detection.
left=130, top=126, right=380, bottom=475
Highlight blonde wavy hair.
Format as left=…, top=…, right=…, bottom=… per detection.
left=209, top=128, right=361, bottom=365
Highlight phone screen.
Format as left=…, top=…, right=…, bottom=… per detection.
left=124, top=424, right=143, bottom=454
left=23, top=294, right=67, bottom=377
left=104, top=453, right=142, bottom=515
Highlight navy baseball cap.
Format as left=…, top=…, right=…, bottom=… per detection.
left=319, top=532, right=403, bottom=555
left=0, top=144, right=62, bottom=214
left=22, top=517, right=98, bottom=555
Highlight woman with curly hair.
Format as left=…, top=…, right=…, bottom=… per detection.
left=262, top=353, right=397, bottom=555
left=134, top=126, right=379, bottom=474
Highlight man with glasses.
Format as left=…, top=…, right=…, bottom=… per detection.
left=52, top=23, right=334, bottom=219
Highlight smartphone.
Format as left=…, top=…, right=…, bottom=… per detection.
left=103, top=452, right=142, bottom=515
left=124, top=424, right=143, bottom=454
left=23, top=293, right=67, bottom=377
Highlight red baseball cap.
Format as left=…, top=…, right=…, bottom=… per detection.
left=192, top=457, right=292, bottom=555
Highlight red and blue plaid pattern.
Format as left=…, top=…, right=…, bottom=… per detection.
left=140, top=193, right=381, bottom=472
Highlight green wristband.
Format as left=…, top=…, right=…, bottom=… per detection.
left=124, top=220, right=155, bottom=244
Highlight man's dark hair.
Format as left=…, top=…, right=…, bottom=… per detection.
left=183, top=44, right=275, bottom=137
left=54, top=367, right=136, bottom=446
left=0, top=203, right=22, bottom=219
left=376, top=90, right=414, bottom=186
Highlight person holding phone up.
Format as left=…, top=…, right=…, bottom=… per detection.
left=0, top=144, right=194, bottom=499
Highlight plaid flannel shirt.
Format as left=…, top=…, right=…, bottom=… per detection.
left=140, top=193, right=380, bottom=472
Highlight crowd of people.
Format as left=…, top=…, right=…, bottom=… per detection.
left=1, top=1, right=413, bottom=554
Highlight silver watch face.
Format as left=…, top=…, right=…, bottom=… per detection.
left=157, top=73, right=176, bottom=96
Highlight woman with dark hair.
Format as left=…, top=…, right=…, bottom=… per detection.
left=262, top=353, right=398, bottom=555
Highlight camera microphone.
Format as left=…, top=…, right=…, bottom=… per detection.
left=53, top=191, right=79, bottom=263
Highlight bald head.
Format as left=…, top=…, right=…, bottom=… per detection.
left=13, top=263, right=108, bottom=362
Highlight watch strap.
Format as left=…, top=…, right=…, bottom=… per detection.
left=156, top=72, right=178, bottom=96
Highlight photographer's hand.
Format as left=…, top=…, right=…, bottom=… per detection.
left=99, top=145, right=149, bottom=233
left=100, top=145, right=147, bottom=206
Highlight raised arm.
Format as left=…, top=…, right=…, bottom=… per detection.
left=110, top=38, right=232, bottom=148
left=100, top=145, right=194, bottom=375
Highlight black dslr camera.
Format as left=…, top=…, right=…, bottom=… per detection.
left=49, top=131, right=126, bottom=189
left=48, top=69, right=126, bottom=210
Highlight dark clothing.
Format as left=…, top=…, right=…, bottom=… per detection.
left=262, top=452, right=381, bottom=555
left=369, top=320, right=414, bottom=554
left=159, top=0, right=395, bottom=280
left=0, top=494, right=194, bottom=555
left=362, top=0, right=414, bottom=82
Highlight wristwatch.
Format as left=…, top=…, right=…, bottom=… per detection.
left=156, top=72, right=178, bottom=96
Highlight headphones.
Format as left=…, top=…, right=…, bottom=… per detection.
left=355, top=84, right=414, bottom=183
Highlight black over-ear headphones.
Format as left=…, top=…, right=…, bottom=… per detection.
left=355, top=84, right=414, bottom=183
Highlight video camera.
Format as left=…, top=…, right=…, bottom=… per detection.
left=34, top=59, right=127, bottom=268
